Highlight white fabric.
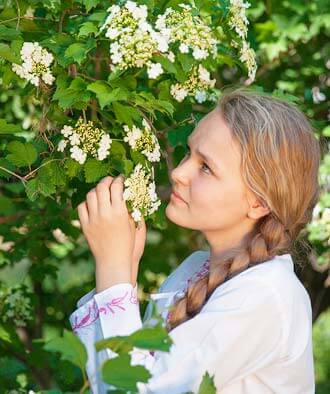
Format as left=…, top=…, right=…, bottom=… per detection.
left=68, top=250, right=315, bottom=393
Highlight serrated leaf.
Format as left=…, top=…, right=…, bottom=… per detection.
left=0, top=158, right=16, bottom=180
left=53, top=76, right=91, bottom=109
left=65, top=158, right=81, bottom=178
left=87, top=81, right=129, bottom=109
left=78, top=21, right=98, bottom=37
left=198, top=371, right=217, bottom=394
left=0, top=119, right=23, bottom=134
left=84, top=158, right=110, bottom=183
left=96, top=325, right=172, bottom=354
left=168, top=123, right=194, bottom=148
left=102, top=354, right=151, bottom=391
left=39, top=160, right=67, bottom=187
left=0, top=43, right=20, bottom=63
left=0, top=25, right=21, bottom=41
left=25, top=171, right=56, bottom=201
left=81, top=0, right=101, bottom=12
left=44, top=328, right=87, bottom=372
left=6, top=141, right=37, bottom=167
left=64, top=40, right=96, bottom=65
left=112, top=102, right=141, bottom=127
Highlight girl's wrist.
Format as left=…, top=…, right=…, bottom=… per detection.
left=95, top=264, right=132, bottom=293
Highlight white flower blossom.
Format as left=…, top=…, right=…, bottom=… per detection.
left=239, top=40, right=257, bottom=81
left=57, top=139, right=68, bottom=152
left=147, top=62, right=164, bottom=79
left=170, top=64, right=215, bottom=103
left=228, top=0, right=250, bottom=39
left=123, top=164, right=161, bottom=223
left=123, top=119, right=161, bottom=162
left=12, top=42, right=54, bottom=86
left=58, top=118, right=112, bottom=164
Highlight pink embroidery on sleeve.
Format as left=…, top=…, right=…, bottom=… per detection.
left=72, top=286, right=138, bottom=332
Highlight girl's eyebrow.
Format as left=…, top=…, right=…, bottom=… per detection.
left=187, top=138, right=220, bottom=171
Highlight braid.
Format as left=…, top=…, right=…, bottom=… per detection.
left=166, top=214, right=292, bottom=332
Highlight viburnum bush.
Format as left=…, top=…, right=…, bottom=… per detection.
left=0, top=0, right=259, bottom=392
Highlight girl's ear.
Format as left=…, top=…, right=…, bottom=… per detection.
left=246, top=195, right=271, bottom=220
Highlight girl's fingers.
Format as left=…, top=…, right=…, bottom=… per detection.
left=77, top=201, right=89, bottom=229
left=96, top=176, right=113, bottom=215
left=110, top=175, right=125, bottom=207
left=86, top=188, right=98, bottom=219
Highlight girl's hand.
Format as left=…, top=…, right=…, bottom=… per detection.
left=77, top=175, right=137, bottom=292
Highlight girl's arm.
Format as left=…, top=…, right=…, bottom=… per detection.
left=69, top=277, right=284, bottom=394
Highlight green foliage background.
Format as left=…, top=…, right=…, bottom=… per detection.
left=0, top=0, right=329, bottom=392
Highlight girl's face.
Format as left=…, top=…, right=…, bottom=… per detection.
left=165, top=108, right=262, bottom=250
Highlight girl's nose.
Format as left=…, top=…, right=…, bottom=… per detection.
left=170, top=159, right=190, bottom=186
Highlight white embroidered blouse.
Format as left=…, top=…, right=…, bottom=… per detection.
left=68, top=250, right=315, bottom=394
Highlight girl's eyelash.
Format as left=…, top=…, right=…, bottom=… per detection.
left=184, top=144, right=211, bottom=173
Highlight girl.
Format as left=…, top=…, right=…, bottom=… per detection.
left=69, top=89, right=320, bottom=393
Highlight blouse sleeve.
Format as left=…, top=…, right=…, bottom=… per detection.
left=68, top=277, right=284, bottom=394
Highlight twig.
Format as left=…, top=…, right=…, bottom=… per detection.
left=15, top=0, right=21, bottom=30
left=0, top=166, right=27, bottom=183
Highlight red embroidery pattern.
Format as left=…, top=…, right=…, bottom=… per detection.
left=72, top=287, right=137, bottom=332
left=166, top=258, right=210, bottom=323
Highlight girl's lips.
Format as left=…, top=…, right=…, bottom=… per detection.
left=171, top=190, right=186, bottom=203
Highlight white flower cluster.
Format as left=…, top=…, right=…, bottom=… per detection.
left=100, top=1, right=166, bottom=78
left=57, top=118, right=112, bottom=164
left=123, top=118, right=161, bottom=162
left=228, top=0, right=250, bottom=39
left=123, top=164, right=161, bottom=224
left=12, top=42, right=54, bottom=86
left=170, top=64, right=216, bottom=103
left=227, top=0, right=257, bottom=81
left=155, top=3, right=217, bottom=60
left=239, top=40, right=257, bottom=81
left=1, top=285, right=33, bottom=327
left=101, top=1, right=217, bottom=79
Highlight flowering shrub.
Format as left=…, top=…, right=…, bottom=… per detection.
left=0, top=0, right=256, bottom=228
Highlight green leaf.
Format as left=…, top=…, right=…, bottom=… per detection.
left=65, top=158, right=81, bottom=178
left=112, top=102, right=141, bottom=127
left=44, top=329, right=87, bottom=372
left=197, top=371, right=217, bottom=394
left=84, top=158, right=110, bottom=183
left=168, top=123, right=194, bottom=148
left=6, top=141, right=38, bottom=167
left=0, top=158, right=15, bottom=179
left=0, top=43, right=20, bottom=63
left=96, top=325, right=172, bottom=354
left=102, top=354, right=151, bottom=391
left=177, top=53, right=194, bottom=72
left=0, top=25, right=21, bottom=41
left=78, top=21, right=98, bottom=37
left=38, top=160, right=67, bottom=187
left=64, top=40, right=96, bottom=65
left=87, top=81, right=129, bottom=109
left=81, top=0, right=101, bottom=12
left=25, top=170, right=56, bottom=201
left=0, top=119, right=23, bottom=134
left=53, top=76, right=91, bottom=109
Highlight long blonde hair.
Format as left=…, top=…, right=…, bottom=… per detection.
left=166, top=88, right=321, bottom=332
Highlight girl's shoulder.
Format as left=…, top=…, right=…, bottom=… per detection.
left=158, top=249, right=211, bottom=293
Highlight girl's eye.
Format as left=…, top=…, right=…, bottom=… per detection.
left=184, top=144, right=212, bottom=174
